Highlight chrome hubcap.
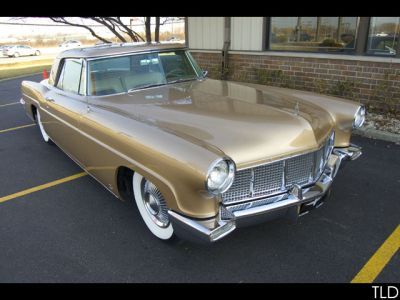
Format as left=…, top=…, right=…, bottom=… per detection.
left=141, top=180, right=169, bottom=228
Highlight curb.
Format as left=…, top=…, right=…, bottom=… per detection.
left=354, top=127, right=400, bottom=144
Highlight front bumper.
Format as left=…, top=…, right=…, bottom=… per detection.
left=168, top=144, right=362, bottom=243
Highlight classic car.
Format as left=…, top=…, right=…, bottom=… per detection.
left=20, top=43, right=365, bottom=243
left=4, top=45, right=41, bottom=58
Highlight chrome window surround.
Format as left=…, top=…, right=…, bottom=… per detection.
left=221, top=131, right=335, bottom=205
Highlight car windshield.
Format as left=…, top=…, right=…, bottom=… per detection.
left=87, top=50, right=203, bottom=96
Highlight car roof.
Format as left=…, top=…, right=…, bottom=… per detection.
left=57, top=42, right=187, bottom=59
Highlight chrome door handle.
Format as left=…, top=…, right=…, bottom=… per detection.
left=45, top=97, right=55, bottom=102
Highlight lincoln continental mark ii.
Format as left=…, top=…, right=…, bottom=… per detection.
left=20, top=43, right=365, bottom=243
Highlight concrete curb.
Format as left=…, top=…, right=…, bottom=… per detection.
left=354, top=127, right=400, bottom=144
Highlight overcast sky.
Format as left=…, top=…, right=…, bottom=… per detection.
left=0, top=17, right=183, bottom=39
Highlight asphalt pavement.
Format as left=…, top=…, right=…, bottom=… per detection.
left=0, top=74, right=398, bottom=282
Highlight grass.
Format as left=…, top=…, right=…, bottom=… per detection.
left=0, top=63, right=52, bottom=80
left=0, top=57, right=54, bottom=68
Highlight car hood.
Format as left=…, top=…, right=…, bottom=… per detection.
left=92, top=79, right=334, bottom=168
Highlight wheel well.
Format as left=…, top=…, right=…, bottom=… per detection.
left=117, top=166, right=134, bottom=202
left=31, top=105, right=37, bottom=121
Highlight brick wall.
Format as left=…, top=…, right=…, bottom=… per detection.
left=191, top=51, right=400, bottom=112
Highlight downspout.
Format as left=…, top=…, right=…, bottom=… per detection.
left=221, top=17, right=231, bottom=80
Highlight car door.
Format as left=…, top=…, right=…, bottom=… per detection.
left=16, top=46, right=24, bottom=56
left=26, top=46, right=34, bottom=55
left=21, top=46, right=30, bottom=56
left=41, top=58, right=89, bottom=165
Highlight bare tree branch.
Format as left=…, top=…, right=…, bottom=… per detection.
left=91, top=17, right=127, bottom=43
left=47, top=17, right=178, bottom=44
left=49, top=17, right=112, bottom=43
left=48, top=17, right=146, bottom=43
left=109, top=17, right=145, bottom=42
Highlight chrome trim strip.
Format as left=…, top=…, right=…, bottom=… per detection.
left=250, top=168, right=255, bottom=197
left=281, top=159, right=286, bottom=191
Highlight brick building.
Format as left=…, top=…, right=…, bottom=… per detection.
left=186, top=17, right=400, bottom=112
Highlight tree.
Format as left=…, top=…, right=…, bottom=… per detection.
left=47, top=17, right=184, bottom=44
left=143, top=17, right=169, bottom=43
left=49, top=17, right=145, bottom=43
left=155, top=17, right=160, bottom=43
left=145, top=17, right=152, bottom=43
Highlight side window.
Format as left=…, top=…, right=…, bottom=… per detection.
left=56, top=59, right=83, bottom=94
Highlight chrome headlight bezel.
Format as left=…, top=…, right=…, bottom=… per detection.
left=206, top=158, right=235, bottom=195
left=353, top=105, right=366, bottom=129
left=324, top=131, right=335, bottom=160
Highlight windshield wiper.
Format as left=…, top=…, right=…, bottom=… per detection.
left=168, top=77, right=197, bottom=84
left=127, top=83, right=166, bottom=93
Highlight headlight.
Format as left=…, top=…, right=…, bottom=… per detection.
left=206, top=159, right=235, bottom=195
left=353, top=105, right=366, bottom=128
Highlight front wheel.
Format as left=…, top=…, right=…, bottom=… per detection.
left=13, top=52, right=19, bottom=58
left=132, top=172, right=174, bottom=240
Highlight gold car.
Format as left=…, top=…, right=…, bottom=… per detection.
left=20, top=43, right=365, bottom=243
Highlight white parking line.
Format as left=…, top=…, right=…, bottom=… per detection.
left=0, top=102, right=19, bottom=108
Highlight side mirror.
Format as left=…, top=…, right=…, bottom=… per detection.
left=202, top=70, right=208, bottom=78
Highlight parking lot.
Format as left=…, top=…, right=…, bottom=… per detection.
left=0, top=74, right=399, bottom=283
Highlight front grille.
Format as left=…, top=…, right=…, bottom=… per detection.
left=221, top=134, right=333, bottom=205
left=285, top=151, right=314, bottom=187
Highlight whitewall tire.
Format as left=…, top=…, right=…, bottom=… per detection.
left=132, top=172, right=174, bottom=240
left=37, top=109, right=52, bottom=143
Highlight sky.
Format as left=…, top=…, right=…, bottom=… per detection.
left=0, top=17, right=184, bottom=40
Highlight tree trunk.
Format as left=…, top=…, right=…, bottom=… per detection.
left=155, top=17, right=160, bottom=43
left=145, top=17, right=152, bottom=43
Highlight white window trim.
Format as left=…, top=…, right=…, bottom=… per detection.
left=189, top=49, right=400, bottom=64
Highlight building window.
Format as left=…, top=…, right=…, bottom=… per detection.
left=367, top=17, right=399, bottom=56
left=269, top=17, right=359, bottom=53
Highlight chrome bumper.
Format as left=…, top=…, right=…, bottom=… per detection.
left=168, top=144, right=362, bottom=243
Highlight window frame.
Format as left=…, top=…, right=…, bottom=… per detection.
left=266, top=17, right=360, bottom=55
left=263, top=16, right=400, bottom=58
left=54, top=57, right=87, bottom=96
left=366, top=17, right=399, bottom=57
